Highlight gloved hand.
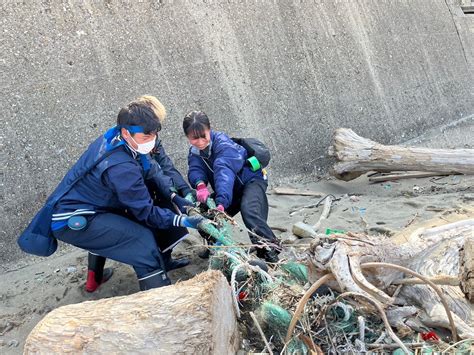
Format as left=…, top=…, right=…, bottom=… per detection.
left=196, top=182, right=210, bottom=203
left=171, top=194, right=194, bottom=214
left=180, top=215, right=209, bottom=229
left=216, top=204, right=225, bottom=212
left=184, top=191, right=196, bottom=204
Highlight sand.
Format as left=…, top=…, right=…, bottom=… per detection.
left=0, top=172, right=473, bottom=353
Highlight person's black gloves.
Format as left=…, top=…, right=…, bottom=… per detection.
left=171, top=193, right=195, bottom=214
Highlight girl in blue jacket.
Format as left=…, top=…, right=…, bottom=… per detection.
left=183, top=111, right=281, bottom=262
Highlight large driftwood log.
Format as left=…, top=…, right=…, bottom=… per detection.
left=328, top=128, right=474, bottom=181
left=24, top=271, right=239, bottom=354
left=307, top=209, right=474, bottom=340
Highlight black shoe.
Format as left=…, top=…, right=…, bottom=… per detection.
left=263, top=249, right=280, bottom=263
left=198, top=248, right=211, bottom=259
left=256, top=247, right=280, bottom=263
left=165, top=257, right=190, bottom=271
left=162, top=250, right=190, bottom=271
left=138, top=269, right=171, bottom=291
left=248, top=259, right=269, bottom=272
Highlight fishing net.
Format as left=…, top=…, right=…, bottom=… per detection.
left=192, top=204, right=450, bottom=354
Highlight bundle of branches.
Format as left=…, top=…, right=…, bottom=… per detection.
left=192, top=204, right=474, bottom=354
left=291, top=208, right=474, bottom=354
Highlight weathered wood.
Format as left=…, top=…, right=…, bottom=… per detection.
left=308, top=211, right=474, bottom=339
left=366, top=343, right=425, bottom=349
left=392, top=275, right=460, bottom=286
left=368, top=171, right=450, bottom=183
left=24, top=271, right=239, bottom=354
left=328, top=128, right=474, bottom=181
left=460, top=236, right=474, bottom=302
left=272, top=187, right=324, bottom=197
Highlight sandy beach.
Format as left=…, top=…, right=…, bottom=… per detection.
left=1, top=171, right=472, bottom=353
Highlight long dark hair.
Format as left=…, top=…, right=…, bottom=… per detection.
left=183, top=111, right=211, bottom=139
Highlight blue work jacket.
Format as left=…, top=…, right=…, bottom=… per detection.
left=18, top=128, right=181, bottom=257
left=187, top=130, right=263, bottom=209
left=53, top=132, right=179, bottom=229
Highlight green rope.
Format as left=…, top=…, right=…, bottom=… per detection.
left=280, top=262, right=308, bottom=283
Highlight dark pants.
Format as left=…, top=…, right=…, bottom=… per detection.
left=227, top=179, right=277, bottom=244
left=53, top=212, right=188, bottom=278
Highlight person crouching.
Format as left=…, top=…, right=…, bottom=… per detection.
left=183, top=110, right=281, bottom=262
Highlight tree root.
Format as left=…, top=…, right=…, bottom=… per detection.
left=360, top=262, right=458, bottom=341
left=286, top=262, right=463, bottom=349
left=349, top=257, right=393, bottom=304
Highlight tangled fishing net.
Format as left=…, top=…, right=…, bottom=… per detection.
left=190, top=205, right=472, bottom=354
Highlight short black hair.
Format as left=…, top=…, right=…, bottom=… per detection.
left=117, top=102, right=161, bottom=134
left=183, top=111, right=211, bottom=139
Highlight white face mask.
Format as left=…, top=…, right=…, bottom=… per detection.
left=129, top=134, right=156, bottom=155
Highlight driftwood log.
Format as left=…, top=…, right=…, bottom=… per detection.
left=305, top=208, right=474, bottom=341
left=24, top=271, right=239, bottom=354
left=328, top=128, right=474, bottom=181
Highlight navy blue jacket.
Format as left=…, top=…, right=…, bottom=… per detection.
left=150, top=140, right=192, bottom=197
left=54, top=132, right=179, bottom=229
left=187, top=130, right=263, bottom=209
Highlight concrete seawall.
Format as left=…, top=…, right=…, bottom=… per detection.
left=1, top=0, right=473, bottom=264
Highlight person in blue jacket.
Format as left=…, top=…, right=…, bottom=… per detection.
left=183, top=111, right=281, bottom=262
left=49, top=102, right=207, bottom=291
left=136, top=96, right=196, bottom=202
left=84, top=96, right=197, bottom=292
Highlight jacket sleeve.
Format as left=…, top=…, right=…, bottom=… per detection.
left=213, top=144, right=245, bottom=209
left=187, top=150, right=209, bottom=188
left=104, top=162, right=183, bottom=229
left=144, top=158, right=175, bottom=199
left=153, top=143, right=192, bottom=196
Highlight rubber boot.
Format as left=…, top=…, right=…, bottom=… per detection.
left=198, top=248, right=211, bottom=259
left=138, top=269, right=171, bottom=291
left=197, top=230, right=216, bottom=259
left=255, top=241, right=280, bottom=263
left=256, top=248, right=279, bottom=263
left=85, top=253, right=114, bottom=293
left=162, top=250, right=190, bottom=271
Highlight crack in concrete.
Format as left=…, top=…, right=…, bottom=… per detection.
left=444, top=0, right=470, bottom=68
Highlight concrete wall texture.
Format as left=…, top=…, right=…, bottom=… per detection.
left=1, top=0, right=473, bottom=264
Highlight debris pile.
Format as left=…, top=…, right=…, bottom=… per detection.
left=193, top=198, right=474, bottom=354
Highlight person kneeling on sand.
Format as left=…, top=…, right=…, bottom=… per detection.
left=183, top=110, right=281, bottom=262
left=29, top=100, right=210, bottom=292
left=84, top=96, right=198, bottom=292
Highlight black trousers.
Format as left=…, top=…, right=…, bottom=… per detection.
left=226, top=179, right=277, bottom=244
left=54, top=199, right=188, bottom=278
left=54, top=213, right=164, bottom=278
